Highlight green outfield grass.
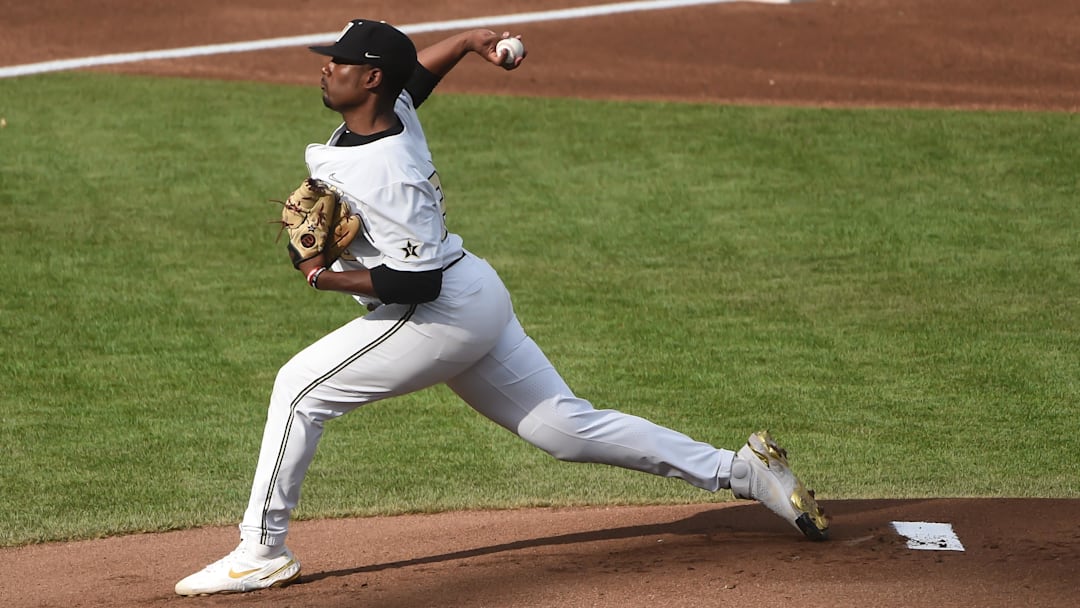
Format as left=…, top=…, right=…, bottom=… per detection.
left=1, top=72, right=1077, bottom=546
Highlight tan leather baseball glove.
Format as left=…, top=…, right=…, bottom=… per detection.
left=275, top=178, right=360, bottom=268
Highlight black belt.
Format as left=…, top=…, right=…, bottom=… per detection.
left=442, top=252, right=467, bottom=271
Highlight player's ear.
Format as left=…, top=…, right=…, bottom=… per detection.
left=363, top=67, right=383, bottom=91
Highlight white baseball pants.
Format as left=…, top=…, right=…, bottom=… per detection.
left=240, top=252, right=735, bottom=546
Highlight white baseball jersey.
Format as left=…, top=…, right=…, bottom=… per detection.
left=305, top=91, right=462, bottom=307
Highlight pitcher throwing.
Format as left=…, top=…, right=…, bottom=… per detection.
left=175, top=18, right=828, bottom=597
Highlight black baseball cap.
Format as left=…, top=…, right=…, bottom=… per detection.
left=310, top=19, right=417, bottom=89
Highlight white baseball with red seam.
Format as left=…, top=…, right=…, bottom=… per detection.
left=496, top=38, right=525, bottom=66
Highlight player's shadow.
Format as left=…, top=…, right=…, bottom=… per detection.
left=301, top=508, right=725, bottom=584
left=300, top=498, right=913, bottom=585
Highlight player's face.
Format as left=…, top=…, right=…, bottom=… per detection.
left=320, top=59, right=373, bottom=111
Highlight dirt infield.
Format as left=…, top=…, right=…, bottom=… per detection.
left=2, top=1, right=1078, bottom=607
left=8, top=500, right=1080, bottom=607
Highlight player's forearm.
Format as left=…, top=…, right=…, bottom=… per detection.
left=308, top=268, right=378, bottom=298
left=417, top=30, right=493, bottom=78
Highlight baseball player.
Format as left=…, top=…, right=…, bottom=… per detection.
left=175, top=19, right=829, bottom=597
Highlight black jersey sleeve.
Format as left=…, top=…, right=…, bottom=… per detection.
left=404, top=63, right=442, bottom=109
left=369, top=265, right=443, bottom=304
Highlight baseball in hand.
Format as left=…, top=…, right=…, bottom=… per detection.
left=496, top=37, right=525, bottom=67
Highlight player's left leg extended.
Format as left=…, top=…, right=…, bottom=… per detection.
left=446, top=317, right=829, bottom=540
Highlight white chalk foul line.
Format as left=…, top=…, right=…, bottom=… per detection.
left=0, top=0, right=798, bottom=79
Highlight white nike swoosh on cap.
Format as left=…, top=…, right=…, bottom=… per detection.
left=364, top=52, right=381, bottom=59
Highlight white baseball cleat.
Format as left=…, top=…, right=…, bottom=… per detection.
left=729, top=430, right=830, bottom=541
left=174, top=542, right=301, bottom=596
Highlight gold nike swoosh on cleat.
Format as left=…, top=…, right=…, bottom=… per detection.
left=228, top=568, right=261, bottom=579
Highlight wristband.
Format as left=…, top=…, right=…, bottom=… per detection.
left=306, top=266, right=327, bottom=289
